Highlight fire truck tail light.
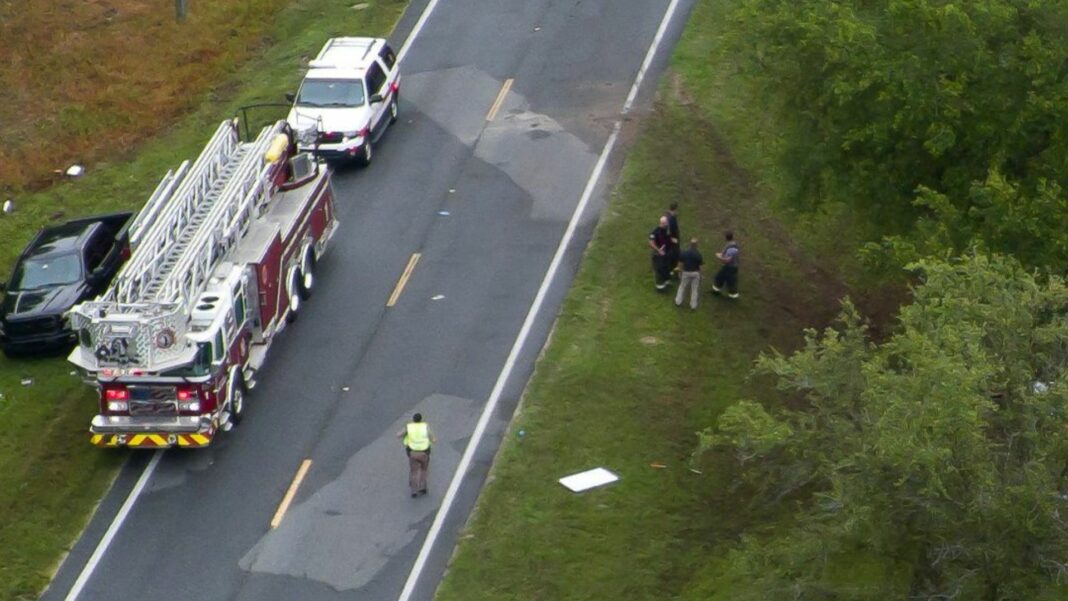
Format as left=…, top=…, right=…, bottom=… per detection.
left=176, top=386, right=195, bottom=401
left=105, top=388, right=129, bottom=401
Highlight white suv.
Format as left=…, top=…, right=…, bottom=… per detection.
left=286, top=37, right=400, bottom=166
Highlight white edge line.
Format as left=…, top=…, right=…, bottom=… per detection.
left=396, top=0, right=443, bottom=63
left=64, top=451, right=163, bottom=601
left=396, top=1, right=683, bottom=599
left=624, top=0, right=682, bottom=114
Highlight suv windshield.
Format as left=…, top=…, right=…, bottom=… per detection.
left=12, top=253, right=83, bottom=289
left=297, top=79, right=365, bottom=107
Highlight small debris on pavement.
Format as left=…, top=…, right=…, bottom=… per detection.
left=559, top=467, right=619, bottom=493
left=437, top=210, right=450, bottom=216
left=431, top=294, right=445, bottom=301
left=341, top=386, right=350, bottom=392
left=448, top=188, right=456, bottom=194
left=533, top=26, right=542, bottom=31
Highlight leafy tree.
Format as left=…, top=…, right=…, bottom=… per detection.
left=719, top=0, right=1068, bottom=266
left=701, top=254, right=1068, bottom=599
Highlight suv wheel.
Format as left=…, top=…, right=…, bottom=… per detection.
left=358, top=138, right=374, bottom=167
left=389, top=95, right=399, bottom=125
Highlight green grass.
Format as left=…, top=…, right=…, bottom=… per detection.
left=0, top=1, right=407, bottom=599
left=433, top=1, right=904, bottom=599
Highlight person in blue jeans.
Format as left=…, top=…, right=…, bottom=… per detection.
left=711, top=231, right=740, bottom=299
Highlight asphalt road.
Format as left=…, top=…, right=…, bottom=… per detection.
left=40, top=0, right=693, bottom=599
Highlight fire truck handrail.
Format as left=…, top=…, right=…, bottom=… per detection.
left=109, top=121, right=240, bottom=304
left=149, top=121, right=285, bottom=305
left=128, top=160, right=190, bottom=249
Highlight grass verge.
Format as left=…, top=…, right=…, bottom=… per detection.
left=433, top=1, right=900, bottom=599
left=0, top=1, right=407, bottom=599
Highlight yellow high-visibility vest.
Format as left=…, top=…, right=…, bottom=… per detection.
left=405, top=422, right=430, bottom=451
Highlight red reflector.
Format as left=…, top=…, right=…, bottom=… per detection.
left=105, top=388, right=129, bottom=401
left=391, top=81, right=399, bottom=92
left=359, top=127, right=370, bottom=138
left=177, top=386, right=195, bottom=401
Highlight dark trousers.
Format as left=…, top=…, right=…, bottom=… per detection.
left=651, top=253, right=672, bottom=288
left=665, top=245, right=680, bottom=276
left=713, top=265, right=739, bottom=294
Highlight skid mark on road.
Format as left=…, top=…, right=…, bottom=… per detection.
left=238, top=394, right=483, bottom=591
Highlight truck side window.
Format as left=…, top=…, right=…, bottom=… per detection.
left=366, top=63, right=387, bottom=95
left=379, top=44, right=396, bottom=70
left=214, top=330, right=225, bottom=363
left=233, top=289, right=246, bottom=326
left=85, top=232, right=108, bottom=272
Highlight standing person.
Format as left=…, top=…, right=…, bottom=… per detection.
left=648, top=216, right=673, bottom=291
left=712, top=231, right=740, bottom=299
left=396, top=413, right=437, bottom=497
left=664, top=203, right=681, bottom=277
left=675, top=238, right=703, bottom=310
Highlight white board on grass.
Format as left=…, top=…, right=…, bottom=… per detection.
left=559, top=467, right=619, bottom=493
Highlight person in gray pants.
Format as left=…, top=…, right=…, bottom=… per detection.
left=675, top=238, right=704, bottom=309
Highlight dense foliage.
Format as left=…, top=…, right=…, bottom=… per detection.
left=720, top=0, right=1068, bottom=266
left=703, top=254, right=1068, bottom=599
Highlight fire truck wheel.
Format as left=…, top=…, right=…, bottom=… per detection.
left=358, top=138, right=374, bottom=167
left=286, top=271, right=302, bottom=323
left=389, top=95, right=399, bottom=125
left=228, top=373, right=246, bottom=426
left=299, top=250, right=316, bottom=300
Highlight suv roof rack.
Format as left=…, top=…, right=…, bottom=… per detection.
left=308, top=37, right=378, bottom=69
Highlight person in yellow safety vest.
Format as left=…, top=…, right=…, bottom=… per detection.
left=396, top=413, right=437, bottom=497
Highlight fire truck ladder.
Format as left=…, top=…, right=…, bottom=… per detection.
left=109, top=121, right=284, bottom=307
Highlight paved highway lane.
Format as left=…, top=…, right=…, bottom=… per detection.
left=40, top=0, right=693, bottom=599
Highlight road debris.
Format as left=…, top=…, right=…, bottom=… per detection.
left=20, top=377, right=33, bottom=386
left=559, top=467, right=619, bottom=493
left=431, top=294, right=445, bottom=300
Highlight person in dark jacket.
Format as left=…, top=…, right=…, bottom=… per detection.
left=648, top=216, right=672, bottom=291
left=664, top=203, right=680, bottom=278
left=711, top=231, right=740, bottom=299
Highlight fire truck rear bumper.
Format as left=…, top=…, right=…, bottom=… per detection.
left=90, top=415, right=215, bottom=448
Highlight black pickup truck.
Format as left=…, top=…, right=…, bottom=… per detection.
left=0, top=212, right=133, bottom=357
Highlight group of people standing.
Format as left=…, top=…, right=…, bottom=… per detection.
left=648, top=203, right=740, bottom=310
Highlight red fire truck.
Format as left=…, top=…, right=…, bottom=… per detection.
left=68, top=118, right=338, bottom=448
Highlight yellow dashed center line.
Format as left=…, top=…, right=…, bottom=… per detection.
left=485, top=78, right=514, bottom=122
left=387, top=253, right=422, bottom=307
left=271, top=459, right=312, bottom=529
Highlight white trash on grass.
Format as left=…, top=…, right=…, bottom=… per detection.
left=559, top=467, right=619, bottom=493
